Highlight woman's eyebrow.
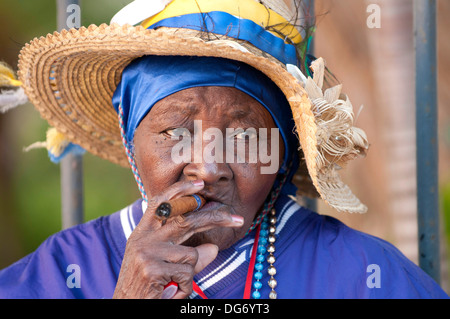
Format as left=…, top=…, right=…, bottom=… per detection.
left=171, top=101, right=200, bottom=114
left=228, top=108, right=251, bottom=119
left=226, top=107, right=271, bottom=128
left=153, top=101, right=199, bottom=120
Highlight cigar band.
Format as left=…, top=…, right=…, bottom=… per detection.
left=192, top=195, right=203, bottom=211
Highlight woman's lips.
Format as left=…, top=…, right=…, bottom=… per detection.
left=200, top=201, right=224, bottom=211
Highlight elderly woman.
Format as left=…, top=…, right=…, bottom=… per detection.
left=0, top=0, right=448, bottom=299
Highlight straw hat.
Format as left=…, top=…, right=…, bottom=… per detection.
left=15, top=0, right=369, bottom=213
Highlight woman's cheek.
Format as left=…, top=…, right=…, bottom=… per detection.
left=135, top=145, right=181, bottom=197
left=232, top=163, right=277, bottom=210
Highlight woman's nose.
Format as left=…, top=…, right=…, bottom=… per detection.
left=183, top=160, right=233, bottom=185
left=182, top=121, right=234, bottom=184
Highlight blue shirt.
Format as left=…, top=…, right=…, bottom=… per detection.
left=0, top=195, right=447, bottom=299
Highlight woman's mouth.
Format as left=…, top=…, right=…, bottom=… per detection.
left=200, top=200, right=224, bottom=211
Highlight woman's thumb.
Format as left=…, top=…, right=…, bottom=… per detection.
left=194, top=244, right=219, bottom=274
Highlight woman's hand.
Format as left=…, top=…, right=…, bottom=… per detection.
left=112, top=180, right=244, bottom=299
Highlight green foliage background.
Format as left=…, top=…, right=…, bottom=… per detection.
left=0, top=0, right=139, bottom=268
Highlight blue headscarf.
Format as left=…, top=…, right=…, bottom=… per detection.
left=112, top=55, right=299, bottom=195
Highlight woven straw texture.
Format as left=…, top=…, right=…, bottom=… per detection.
left=18, top=22, right=368, bottom=213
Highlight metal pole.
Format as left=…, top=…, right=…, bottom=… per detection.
left=303, top=0, right=317, bottom=212
left=414, top=0, right=440, bottom=283
left=304, top=0, right=315, bottom=54
left=57, top=0, right=84, bottom=229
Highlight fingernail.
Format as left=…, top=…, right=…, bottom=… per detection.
left=231, top=215, right=244, bottom=225
left=191, top=180, right=204, bottom=187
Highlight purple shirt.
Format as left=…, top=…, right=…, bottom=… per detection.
left=0, top=195, right=447, bottom=299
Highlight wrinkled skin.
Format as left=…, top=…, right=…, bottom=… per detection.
left=113, top=86, right=283, bottom=299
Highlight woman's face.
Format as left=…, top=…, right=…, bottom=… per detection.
left=133, top=86, right=283, bottom=250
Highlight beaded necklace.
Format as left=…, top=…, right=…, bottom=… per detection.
left=119, top=103, right=288, bottom=299
left=244, top=163, right=291, bottom=299
left=194, top=210, right=278, bottom=300
left=244, top=209, right=278, bottom=299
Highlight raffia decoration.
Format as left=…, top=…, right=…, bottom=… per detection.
left=307, top=58, right=369, bottom=172
left=288, top=58, right=369, bottom=213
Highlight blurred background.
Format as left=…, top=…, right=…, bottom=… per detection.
left=0, top=0, right=448, bottom=293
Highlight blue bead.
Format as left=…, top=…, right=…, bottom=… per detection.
left=261, top=222, right=269, bottom=229
left=255, top=262, right=264, bottom=271
left=260, top=230, right=268, bottom=237
left=252, top=291, right=261, bottom=299
left=256, top=254, right=265, bottom=263
left=253, top=281, right=263, bottom=290
left=257, top=245, right=266, bottom=254
left=254, top=271, right=263, bottom=280
left=259, top=237, right=268, bottom=245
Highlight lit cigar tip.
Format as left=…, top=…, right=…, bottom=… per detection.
left=156, top=202, right=172, bottom=219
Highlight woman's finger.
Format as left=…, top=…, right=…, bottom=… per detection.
left=137, top=179, right=205, bottom=231
left=163, top=243, right=219, bottom=299
left=194, top=243, right=219, bottom=274
left=157, top=206, right=244, bottom=245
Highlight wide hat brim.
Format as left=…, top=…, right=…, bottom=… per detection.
left=18, top=23, right=368, bottom=213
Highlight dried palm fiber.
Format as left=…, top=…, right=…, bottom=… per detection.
left=0, top=62, right=28, bottom=113
left=0, top=61, right=75, bottom=160
left=289, top=58, right=369, bottom=212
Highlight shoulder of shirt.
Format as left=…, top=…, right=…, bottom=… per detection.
left=277, top=195, right=395, bottom=249
left=1, top=200, right=139, bottom=271
left=277, top=196, right=449, bottom=298
left=42, top=199, right=143, bottom=256
left=279, top=197, right=412, bottom=261
left=276, top=196, right=420, bottom=274
left=0, top=200, right=143, bottom=298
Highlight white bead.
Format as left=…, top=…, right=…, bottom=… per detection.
left=268, top=234, right=276, bottom=243
left=268, top=278, right=277, bottom=289
left=268, top=265, right=277, bottom=276
left=269, top=290, right=277, bottom=299
left=269, top=216, right=277, bottom=225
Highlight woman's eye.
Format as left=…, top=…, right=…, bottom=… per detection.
left=163, top=128, right=190, bottom=138
left=234, top=129, right=258, bottom=140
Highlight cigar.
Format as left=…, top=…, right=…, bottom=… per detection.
left=155, top=194, right=206, bottom=220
